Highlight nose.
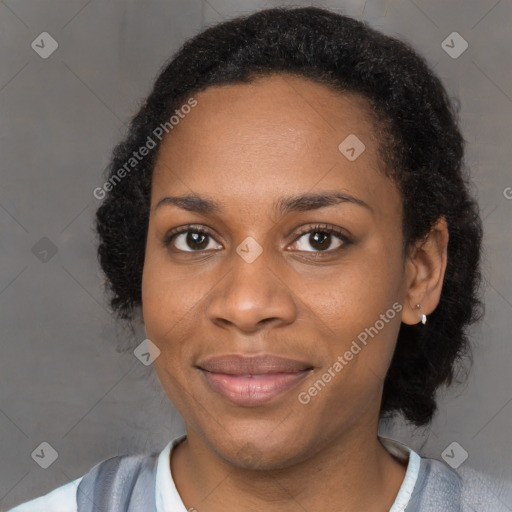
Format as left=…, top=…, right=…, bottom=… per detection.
left=206, top=249, right=297, bottom=334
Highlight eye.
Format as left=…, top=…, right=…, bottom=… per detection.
left=163, top=223, right=351, bottom=254
left=289, top=224, right=351, bottom=253
left=164, top=225, right=222, bottom=252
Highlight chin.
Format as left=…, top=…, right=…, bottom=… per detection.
left=202, top=422, right=314, bottom=471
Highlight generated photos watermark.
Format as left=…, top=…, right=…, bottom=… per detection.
left=93, top=97, right=197, bottom=200
left=298, top=301, right=403, bottom=405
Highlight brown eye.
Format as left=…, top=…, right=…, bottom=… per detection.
left=164, top=227, right=222, bottom=252
left=289, top=224, right=351, bottom=253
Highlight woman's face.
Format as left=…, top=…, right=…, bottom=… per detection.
left=142, top=74, right=412, bottom=469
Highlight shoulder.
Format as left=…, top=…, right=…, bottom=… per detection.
left=409, top=456, right=512, bottom=512
left=76, top=452, right=159, bottom=511
left=457, top=463, right=512, bottom=511
left=5, top=477, right=82, bottom=512
left=5, top=451, right=159, bottom=512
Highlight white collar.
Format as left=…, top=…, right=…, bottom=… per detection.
left=155, top=433, right=188, bottom=512
left=379, top=435, right=421, bottom=512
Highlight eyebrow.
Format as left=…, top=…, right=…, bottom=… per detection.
left=154, top=191, right=372, bottom=216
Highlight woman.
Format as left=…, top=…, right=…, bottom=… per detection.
left=9, top=5, right=510, bottom=512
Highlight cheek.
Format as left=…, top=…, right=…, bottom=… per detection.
left=141, top=250, right=216, bottom=392
left=303, top=250, right=403, bottom=380
left=141, top=257, right=198, bottom=409
left=142, top=236, right=204, bottom=334
left=310, top=250, right=401, bottom=326
left=142, top=273, right=201, bottom=361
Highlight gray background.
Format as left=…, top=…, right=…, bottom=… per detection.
left=1, top=0, right=511, bottom=509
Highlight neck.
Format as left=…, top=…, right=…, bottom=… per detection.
left=171, top=421, right=407, bottom=512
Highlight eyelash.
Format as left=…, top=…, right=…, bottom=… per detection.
left=163, top=223, right=352, bottom=255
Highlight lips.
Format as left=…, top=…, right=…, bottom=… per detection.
left=197, top=354, right=313, bottom=407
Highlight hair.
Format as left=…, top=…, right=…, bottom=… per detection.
left=95, top=6, right=484, bottom=427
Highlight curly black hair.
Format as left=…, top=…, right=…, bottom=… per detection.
left=95, top=6, right=484, bottom=427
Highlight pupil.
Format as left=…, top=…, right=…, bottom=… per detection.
left=187, top=232, right=208, bottom=250
left=311, top=232, right=330, bottom=251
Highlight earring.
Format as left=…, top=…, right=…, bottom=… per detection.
left=415, top=304, right=427, bottom=325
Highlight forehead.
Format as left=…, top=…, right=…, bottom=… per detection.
left=151, top=74, right=399, bottom=217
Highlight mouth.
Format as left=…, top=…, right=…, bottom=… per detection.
left=196, top=354, right=313, bottom=407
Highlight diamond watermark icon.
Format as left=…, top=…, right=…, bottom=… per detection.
left=236, top=236, right=263, bottom=263
left=338, top=134, right=366, bottom=161
left=441, top=32, right=468, bottom=59
left=441, top=441, right=468, bottom=469
left=32, top=237, right=58, bottom=262
left=134, top=338, right=161, bottom=366
left=31, top=32, right=59, bottom=59
left=32, top=441, right=58, bottom=469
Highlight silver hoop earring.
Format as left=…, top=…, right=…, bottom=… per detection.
left=415, top=304, right=427, bottom=325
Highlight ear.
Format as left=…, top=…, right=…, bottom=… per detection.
left=401, top=216, right=449, bottom=325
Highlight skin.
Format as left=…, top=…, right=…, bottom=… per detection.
left=142, top=74, right=449, bottom=512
